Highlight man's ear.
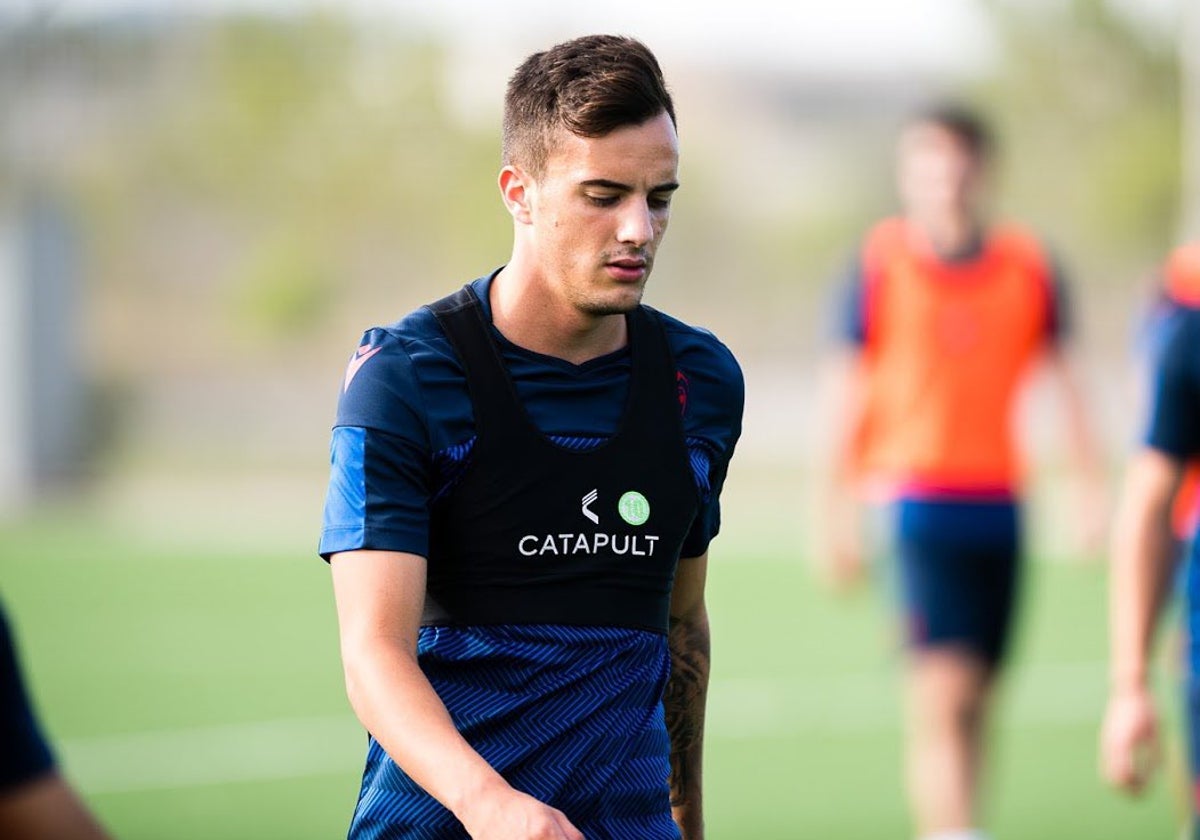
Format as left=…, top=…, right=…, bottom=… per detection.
left=499, top=165, right=534, bottom=225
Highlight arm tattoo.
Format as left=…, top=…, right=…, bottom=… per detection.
left=665, top=611, right=710, bottom=813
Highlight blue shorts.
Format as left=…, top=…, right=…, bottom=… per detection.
left=892, top=497, right=1021, bottom=668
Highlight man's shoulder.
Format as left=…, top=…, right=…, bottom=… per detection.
left=1148, top=307, right=1200, bottom=402
left=357, top=287, right=481, bottom=371
left=859, top=216, right=908, bottom=262
left=368, top=279, right=491, bottom=359
left=649, top=308, right=745, bottom=419
left=1161, top=305, right=1200, bottom=357
left=653, top=309, right=740, bottom=370
left=342, top=306, right=449, bottom=385
left=335, top=295, right=465, bottom=433
left=376, top=297, right=450, bottom=345
left=986, top=221, right=1054, bottom=269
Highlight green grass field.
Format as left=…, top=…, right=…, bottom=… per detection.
left=0, top=499, right=1179, bottom=839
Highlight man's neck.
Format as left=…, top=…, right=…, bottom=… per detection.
left=488, top=263, right=629, bottom=365
left=908, top=211, right=983, bottom=261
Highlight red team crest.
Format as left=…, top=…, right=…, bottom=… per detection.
left=675, top=370, right=689, bottom=416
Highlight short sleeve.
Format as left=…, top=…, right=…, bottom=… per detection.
left=672, top=329, right=745, bottom=558
left=830, top=252, right=869, bottom=347
left=1144, top=312, right=1200, bottom=460
left=319, top=329, right=434, bottom=560
left=0, top=604, right=55, bottom=793
left=679, top=442, right=736, bottom=558
left=1044, top=254, right=1071, bottom=344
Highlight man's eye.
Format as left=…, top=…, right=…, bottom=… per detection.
left=587, top=194, right=620, bottom=207
left=649, top=195, right=673, bottom=210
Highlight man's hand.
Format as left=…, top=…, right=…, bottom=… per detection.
left=457, top=786, right=585, bottom=840
left=333, top=551, right=584, bottom=839
left=1100, top=685, right=1161, bottom=794
left=819, top=521, right=868, bottom=594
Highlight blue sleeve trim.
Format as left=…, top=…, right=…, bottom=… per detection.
left=319, top=427, right=366, bottom=559
left=319, top=425, right=434, bottom=561
left=319, top=526, right=429, bottom=561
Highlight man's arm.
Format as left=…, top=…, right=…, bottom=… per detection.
left=1100, top=449, right=1184, bottom=793
left=330, top=550, right=583, bottom=840
left=814, top=253, right=874, bottom=592
left=1042, top=347, right=1108, bottom=557
left=665, top=552, right=710, bottom=839
left=816, top=349, right=871, bottom=590
left=0, top=773, right=110, bottom=839
left=0, top=603, right=109, bottom=839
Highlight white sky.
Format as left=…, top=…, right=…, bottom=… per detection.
left=382, top=0, right=995, bottom=77
left=12, top=0, right=1185, bottom=78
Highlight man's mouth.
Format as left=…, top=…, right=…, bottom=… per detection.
left=605, top=258, right=648, bottom=282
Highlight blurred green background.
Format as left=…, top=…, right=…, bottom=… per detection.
left=0, top=0, right=1196, bottom=837
left=1, top=499, right=1180, bottom=839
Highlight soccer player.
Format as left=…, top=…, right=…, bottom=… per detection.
left=823, top=104, right=1102, bottom=840
left=319, top=35, right=743, bottom=840
left=1102, top=241, right=1200, bottom=836
left=0, top=601, right=110, bottom=839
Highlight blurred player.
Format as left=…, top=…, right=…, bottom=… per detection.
left=319, top=35, right=743, bottom=840
left=824, top=103, right=1103, bottom=840
left=1102, top=241, right=1200, bottom=837
left=0, top=601, right=110, bottom=839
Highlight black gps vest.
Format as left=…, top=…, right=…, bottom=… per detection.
left=424, top=285, right=700, bottom=634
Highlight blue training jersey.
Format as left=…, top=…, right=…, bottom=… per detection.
left=1144, top=300, right=1200, bottom=632
left=319, top=272, right=744, bottom=839
left=1144, top=304, right=1200, bottom=466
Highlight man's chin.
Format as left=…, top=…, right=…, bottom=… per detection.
left=578, top=285, right=645, bottom=317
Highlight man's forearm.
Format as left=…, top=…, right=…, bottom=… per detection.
left=1109, top=451, right=1183, bottom=690
left=665, top=607, right=710, bottom=838
left=342, top=638, right=511, bottom=823
left=0, top=774, right=111, bottom=840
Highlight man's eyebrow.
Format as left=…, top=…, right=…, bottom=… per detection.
left=578, top=178, right=681, bottom=193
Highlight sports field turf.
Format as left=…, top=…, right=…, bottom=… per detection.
left=0, top=489, right=1177, bottom=839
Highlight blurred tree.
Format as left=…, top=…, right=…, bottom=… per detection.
left=1183, top=0, right=1200, bottom=239
left=976, top=0, right=1181, bottom=281
left=16, top=3, right=1185, bottom=364
left=76, top=13, right=505, bottom=347
left=231, top=229, right=331, bottom=337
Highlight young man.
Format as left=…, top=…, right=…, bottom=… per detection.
left=320, top=35, right=743, bottom=840
left=1102, top=241, right=1200, bottom=837
left=824, top=104, right=1101, bottom=840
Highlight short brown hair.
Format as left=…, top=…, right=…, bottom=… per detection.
left=908, top=101, right=994, bottom=161
left=502, top=35, right=676, bottom=176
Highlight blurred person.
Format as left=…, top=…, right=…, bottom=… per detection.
left=319, top=35, right=743, bottom=840
left=0, top=601, right=110, bottom=839
left=822, top=103, right=1103, bottom=840
left=1102, top=241, right=1200, bottom=837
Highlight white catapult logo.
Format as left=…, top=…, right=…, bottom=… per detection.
left=519, top=487, right=659, bottom=558
left=581, top=489, right=599, bottom=525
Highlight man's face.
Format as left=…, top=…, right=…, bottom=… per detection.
left=520, top=111, right=680, bottom=316
left=896, top=121, right=985, bottom=221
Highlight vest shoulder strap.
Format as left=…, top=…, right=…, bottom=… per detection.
left=427, top=284, right=524, bottom=443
